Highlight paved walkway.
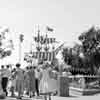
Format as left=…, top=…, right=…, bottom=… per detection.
left=2, top=94, right=100, bottom=100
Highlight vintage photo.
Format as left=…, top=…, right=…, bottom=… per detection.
left=0, top=0, right=100, bottom=100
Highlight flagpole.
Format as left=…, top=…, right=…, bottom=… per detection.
left=30, top=41, right=33, bottom=66
left=19, top=39, right=21, bottom=63
left=18, top=40, right=21, bottom=63
left=37, top=25, right=40, bottom=62
left=19, top=34, right=24, bottom=64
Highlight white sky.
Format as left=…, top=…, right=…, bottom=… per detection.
left=0, top=0, right=100, bottom=66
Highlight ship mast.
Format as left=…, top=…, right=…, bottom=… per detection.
left=24, top=26, right=62, bottom=64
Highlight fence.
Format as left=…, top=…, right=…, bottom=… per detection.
left=58, top=74, right=100, bottom=96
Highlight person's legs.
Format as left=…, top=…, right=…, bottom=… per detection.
left=1, top=78, right=8, bottom=96
left=1, top=78, right=5, bottom=92
left=36, top=78, right=39, bottom=96
left=17, top=81, right=22, bottom=99
left=26, top=81, right=29, bottom=96
left=19, top=81, right=24, bottom=98
left=4, top=78, right=8, bottom=96
left=44, top=95, right=47, bottom=100
left=11, top=86, right=15, bottom=97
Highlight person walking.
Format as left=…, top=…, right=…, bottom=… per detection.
left=15, top=63, right=24, bottom=99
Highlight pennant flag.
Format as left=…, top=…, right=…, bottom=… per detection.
left=40, top=52, right=43, bottom=59
left=37, top=33, right=40, bottom=42
left=48, top=52, right=51, bottom=61
left=46, top=26, right=54, bottom=32
left=34, top=37, right=37, bottom=42
left=47, top=38, right=50, bottom=44
left=19, top=34, right=24, bottom=42
left=9, top=40, right=14, bottom=49
left=4, top=28, right=9, bottom=33
left=55, top=43, right=65, bottom=54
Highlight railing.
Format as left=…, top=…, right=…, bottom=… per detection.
left=58, top=74, right=100, bottom=96
left=68, top=75, right=100, bottom=89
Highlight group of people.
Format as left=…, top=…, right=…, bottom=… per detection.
left=0, top=62, right=59, bottom=99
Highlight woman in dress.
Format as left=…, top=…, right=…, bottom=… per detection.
left=39, top=62, right=58, bottom=94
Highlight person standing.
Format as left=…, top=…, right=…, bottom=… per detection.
left=24, top=66, right=30, bottom=96
left=0, top=65, right=6, bottom=99
left=15, top=63, right=24, bottom=99
left=39, top=62, right=59, bottom=95
left=34, top=66, right=40, bottom=96
left=1, top=65, right=5, bottom=91
left=39, top=63, right=51, bottom=94
left=27, top=66, right=36, bottom=98
left=10, top=68, right=17, bottom=97
left=1, top=65, right=11, bottom=96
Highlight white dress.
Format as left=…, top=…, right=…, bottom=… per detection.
left=39, top=68, right=58, bottom=94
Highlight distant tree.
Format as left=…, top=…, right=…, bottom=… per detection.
left=79, top=26, right=100, bottom=71
left=0, top=27, right=14, bottom=59
left=62, top=26, right=100, bottom=75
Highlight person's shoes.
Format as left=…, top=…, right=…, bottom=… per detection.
left=26, top=92, right=29, bottom=95
left=30, top=95, right=32, bottom=98
left=6, top=91, right=8, bottom=96
left=32, top=93, right=35, bottom=97
left=17, top=96, right=22, bottom=99
left=37, top=92, right=39, bottom=96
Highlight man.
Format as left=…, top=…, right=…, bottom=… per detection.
left=1, top=65, right=11, bottom=96
left=24, top=66, right=30, bottom=96
left=10, top=68, right=16, bottom=97
left=34, top=66, right=40, bottom=96
left=0, top=65, right=6, bottom=98
left=15, top=63, right=24, bottom=99
left=27, top=66, right=36, bottom=98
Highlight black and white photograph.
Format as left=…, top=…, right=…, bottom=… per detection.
left=0, top=0, right=100, bottom=100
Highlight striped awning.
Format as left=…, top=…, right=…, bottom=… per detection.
left=32, top=51, right=55, bottom=61
left=24, top=51, right=56, bottom=62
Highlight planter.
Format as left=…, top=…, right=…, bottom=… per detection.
left=69, top=86, right=100, bottom=96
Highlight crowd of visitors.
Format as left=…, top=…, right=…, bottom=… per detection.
left=0, top=62, right=58, bottom=99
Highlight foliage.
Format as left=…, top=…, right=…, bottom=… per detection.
left=79, top=26, right=100, bottom=69
left=62, top=26, right=100, bottom=75
left=0, top=28, right=13, bottom=59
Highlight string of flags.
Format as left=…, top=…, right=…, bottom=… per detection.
left=34, top=36, right=56, bottom=44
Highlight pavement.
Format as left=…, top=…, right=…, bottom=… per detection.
left=2, top=94, right=100, bottom=100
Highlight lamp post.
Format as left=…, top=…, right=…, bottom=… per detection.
left=19, top=34, right=24, bottom=63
